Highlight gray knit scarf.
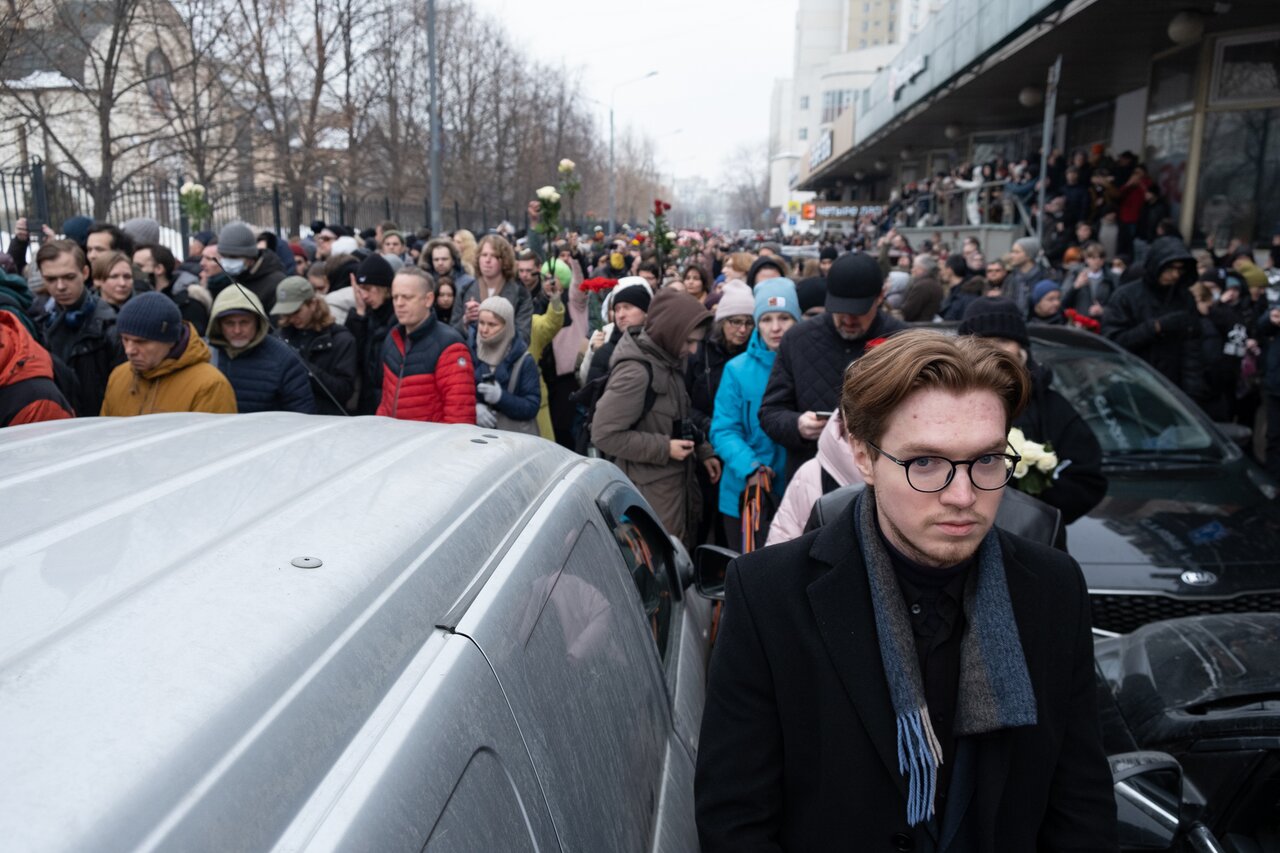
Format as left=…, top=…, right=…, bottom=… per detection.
left=853, top=489, right=1038, bottom=826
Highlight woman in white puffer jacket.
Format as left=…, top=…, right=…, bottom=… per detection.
left=765, top=410, right=864, bottom=546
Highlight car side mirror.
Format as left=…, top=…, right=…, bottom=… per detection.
left=694, top=545, right=738, bottom=601
left=1215, top=422, right=1252, bottom=451
left=1110, top=751, right=1183, bottom=850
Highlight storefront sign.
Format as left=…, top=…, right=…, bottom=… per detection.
left=812, top=203, right=886, bottom=219
left=891, top=54, right=928, bottom=101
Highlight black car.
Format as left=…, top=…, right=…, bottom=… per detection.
left=1096, top=614, right=1280, bottom=849
left=1025, top=325, right=1280, bottom=634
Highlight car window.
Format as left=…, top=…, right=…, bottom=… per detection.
left=1036, top=346, right=1226, bottom=459
left=612, top=510, right=674, bottom=662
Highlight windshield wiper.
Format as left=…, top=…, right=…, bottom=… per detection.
left=1105, top=450, right=1218, bottom=465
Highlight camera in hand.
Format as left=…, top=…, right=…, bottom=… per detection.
left=671, top=417, right=703, bottom=446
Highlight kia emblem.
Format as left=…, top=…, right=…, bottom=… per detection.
left=1180, top=570, right=1219, bottom=587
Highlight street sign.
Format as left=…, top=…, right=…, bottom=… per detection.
left=788, top=216, right=798, bottom=226
left=801, top=203, right=816, bottom=220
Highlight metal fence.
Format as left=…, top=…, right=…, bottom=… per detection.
left=0, top=160, right=553, bottom=256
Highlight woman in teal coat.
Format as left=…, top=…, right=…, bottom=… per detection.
left=710, top=278, right=801, bottom=549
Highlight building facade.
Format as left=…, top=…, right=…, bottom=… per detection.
left=769, top=0, right=947, bottom=232
left=794, top=0, right=1280, bottom=248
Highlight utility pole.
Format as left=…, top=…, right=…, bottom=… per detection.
left=426, top=0, right=443, bottom=236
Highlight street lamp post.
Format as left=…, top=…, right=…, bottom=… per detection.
left=609, top=70, right=658, bottom=237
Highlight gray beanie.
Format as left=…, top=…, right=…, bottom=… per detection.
left=1014, top=236, right=1041, bottom=260
left=121, top=217, right=161, bottom=248
left=217, top=222, right=258, bottom=259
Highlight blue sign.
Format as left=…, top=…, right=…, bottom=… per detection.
left=788, top=216, right=798, bottom=226
left=1189, top=521, right=1227, bottom=545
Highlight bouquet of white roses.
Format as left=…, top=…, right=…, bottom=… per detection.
left=534, top=184, right=562, bottom=242
left=179, top=181, right=211, bottom=230
left=1007, top=427, right=1058, bottom=496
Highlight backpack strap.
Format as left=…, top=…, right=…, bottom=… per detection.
left=614, top=358, right=656, bottom=429
left=507, top=353, right=524, bottom=394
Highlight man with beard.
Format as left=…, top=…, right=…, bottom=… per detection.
left=759, top=252, right=906, bottom=479
left=697, top=330, right=1117, bottom=851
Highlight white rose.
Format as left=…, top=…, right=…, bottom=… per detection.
left=1007, top=427, right=1026, bottom=450
left=536, top=185, right=557, bottom=201
left=1013, top=457, right=1030, bottom=479
left=180, top=181, right=195, bottom=194
left=665, top=231, right=676, bottom=241
left=558, top=158, right=575, bottom=173
left=547, top=190, right=561, bottom=204
left=1035, top=450, right=1059, bottom=473
left=1018, top=441, right=1042, bottom=466
left=192, top=183, right=205, bottom=194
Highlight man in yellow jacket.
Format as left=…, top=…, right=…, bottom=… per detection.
left=101, top=292, right=237, bottom=416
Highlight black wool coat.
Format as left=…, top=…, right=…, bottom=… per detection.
left=758, top=310, right=906, bottom=480
left=695, top=504, right=1118, bottom=853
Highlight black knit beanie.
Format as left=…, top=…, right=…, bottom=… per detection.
left=957, top=296, right=1029, bottom=349
left=796, top=276, right=826, bottom=314
left=612, top=283, right=651, bottom=313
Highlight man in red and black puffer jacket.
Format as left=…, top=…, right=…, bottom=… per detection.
left=377, top=267, right=476, bottom=422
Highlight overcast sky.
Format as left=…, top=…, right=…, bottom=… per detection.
left=466, top=0, right=798, bottom=182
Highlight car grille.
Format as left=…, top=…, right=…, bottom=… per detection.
left=1090, top=592, right=1280, bottom=634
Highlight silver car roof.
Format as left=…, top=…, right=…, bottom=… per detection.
left=0, top=413, right=584, bottom=851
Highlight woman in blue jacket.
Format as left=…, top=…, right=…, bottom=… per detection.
left=710, top=279, right=800, bottom=549
left=469, top=296, right=541, bottom=435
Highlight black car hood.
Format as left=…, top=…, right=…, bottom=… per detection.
left=1066, top=458, right=1280, bottom=598
left=1095, top=614, right=1280, bottom=743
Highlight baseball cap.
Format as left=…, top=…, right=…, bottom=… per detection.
left=825, top=253, right=884, bottom=315
left=272, top=276, right=315, bottom=316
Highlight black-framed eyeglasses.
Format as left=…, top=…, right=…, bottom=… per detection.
left=865, top=439, right=1021, bottom=493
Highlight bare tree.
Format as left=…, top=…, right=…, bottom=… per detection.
left=160, top=0, right=251, bottom=188
left=0, top=0, right=194, bottom=217
left=226, top=0, right=350, bottom=229
left=721, top=142, right=771, bottom=230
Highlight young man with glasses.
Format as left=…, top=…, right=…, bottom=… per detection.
left=697, top=329, right=1116, bottom=851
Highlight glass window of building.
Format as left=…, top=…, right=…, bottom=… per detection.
left=1148, top=46, right=1198, bottom=121
left=799, top=95, right=809, bottom=110
left=799, top=127, right=808, bottom=141
left=1212, top=34, right=1280, bottom=105
left=1196, top=108, right=1280, bottom=247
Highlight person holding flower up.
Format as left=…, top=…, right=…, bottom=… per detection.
left=958, top=297, right=1105, bottom=547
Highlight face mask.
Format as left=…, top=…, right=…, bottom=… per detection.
left=220, top=258, right=246, bottom=276
left=610, top=252, right=625, bottom=271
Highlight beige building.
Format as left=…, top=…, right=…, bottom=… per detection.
left=769, top=0, right=922, bottom=231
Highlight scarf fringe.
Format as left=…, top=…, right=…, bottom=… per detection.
left=896, top=706, right=942, bottom=826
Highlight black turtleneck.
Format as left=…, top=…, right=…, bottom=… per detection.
left=876, top=522, right=972, bottom=813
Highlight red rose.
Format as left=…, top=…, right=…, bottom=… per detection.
left=663, top=202, right=672, bottom=212
left=581, top=277, right=618, bottom=293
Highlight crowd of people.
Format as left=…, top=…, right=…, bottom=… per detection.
left=1, top=160, right=1278, bottom=550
